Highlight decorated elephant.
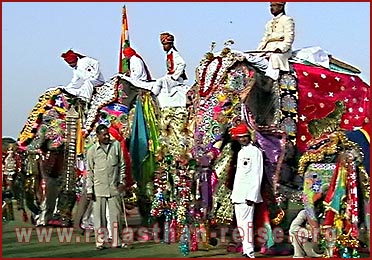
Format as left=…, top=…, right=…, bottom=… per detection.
left=185, top=43, right=370, bottom=254
left=183, top=45, right=297, bottom=253
left=297, top=102, right=370, bottom=257
left=16, top=75, right=149, bottom=226
left=2, top=140, right=28, bottom=222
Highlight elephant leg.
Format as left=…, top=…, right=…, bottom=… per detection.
left=54, top=155, right=76, bottom=226
left=24, top=191, right=41, bottom=216
left=39, top=176, right=61, bottom=225
left=73, top=187, right=90, bottom=230
left=56, top=191, right=75, bottom=227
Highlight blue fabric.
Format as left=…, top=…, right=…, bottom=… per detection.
left=129, top=98, right=149, bottom=182
left=346, top=129, right=370, bottom=175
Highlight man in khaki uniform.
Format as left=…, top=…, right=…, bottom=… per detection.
left=257, top=2, right=295, bottom=80
left=86, top=124, right=126, bottom=250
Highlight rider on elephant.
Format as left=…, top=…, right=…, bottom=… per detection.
left=256, top=2, right=295, bottom=81
left=151, top=32, right=188, bottom=108
left=121, top=47, right=153, bottom=88
left=60, top=49, right=105, bottom=103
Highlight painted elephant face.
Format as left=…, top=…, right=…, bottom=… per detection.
left=30, top=109, right=66, bottom=151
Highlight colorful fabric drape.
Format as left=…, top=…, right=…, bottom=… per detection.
left=119, top=5, right=130, bottom=74
left=302, top=163, right=335, bottom=221
left=108, top=123, right=133, bottom=188
left=293, top=63, right=370, bottom=152
left=322, top=160, right=347, bottom=231
left=129, top=98, right=149, bottom=183
left=141, top=93, right=161, bottom=184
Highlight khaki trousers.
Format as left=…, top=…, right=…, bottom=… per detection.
left=93, top=196, right=123, bottom=247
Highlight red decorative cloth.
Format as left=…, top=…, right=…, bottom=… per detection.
left=108, top=123, right=134, bottom=188
left=293, top=63, right=370, bottom=152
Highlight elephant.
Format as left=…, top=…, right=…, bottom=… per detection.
left=185, top=47, right=300, bottom=254
left=16, top=75, right=150, bottom=227
left=2, top=141, right=28, bottom=222
left=186, top=45, right=370, bottom=254
left=298, top=129, right=370, bottom=257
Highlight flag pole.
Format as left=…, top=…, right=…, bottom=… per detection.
left=119, top=5, right=130, bottom=73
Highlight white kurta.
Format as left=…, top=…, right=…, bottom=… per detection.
left=129, top=55, right=149, bottom=82
left=151, top=48, right=188, bottom=108
left=231, top=144, right=264, bottom=204
left=257, top=13, right=295, bottom=80
left=64, top=57, right=105, bottom=101
left=231, top=143, right=263, bottom=257
left=116, top=55, right=154, bottom=91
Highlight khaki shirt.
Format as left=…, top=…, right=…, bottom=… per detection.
left=86, top=140, right=126, bottom=197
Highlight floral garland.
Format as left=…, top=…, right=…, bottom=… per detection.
left=18, top=88, right=62, bottom=148
left=83, top=77, right=119, bottom=134
left=196, top=49, right=242, bottom=98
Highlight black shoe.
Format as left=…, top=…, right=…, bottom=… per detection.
left=112, top=243, right=130, bottom=249
left=242, top=252, right=255, bottom=258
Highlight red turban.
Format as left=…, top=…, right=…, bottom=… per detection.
left=230, top=123, right=250, bottom=138
left=123, top=47, right=136, bottom=58
left=160, top=32, right=174, bottom=45
left=61, top=50, right=78, bottom=64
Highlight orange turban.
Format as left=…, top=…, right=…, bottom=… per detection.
left=230, top=123, right=250, bottom=138
left=123, top=47, right=136, bottom=58
left=61, top=50, right=78, bottom=64
left=160, top=32, right=174, bottom=45
left=270, top=2, right=286, bottom=5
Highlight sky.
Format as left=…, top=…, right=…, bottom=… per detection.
left=2, top=2, right=370, bottom=139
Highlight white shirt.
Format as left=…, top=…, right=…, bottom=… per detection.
left=151, top=48, right=188, bottom=108
left=231, top=143, right=264, bottom=204
left=166, top=49, right=186, bottom=81
left=129, top=55, right=149, bottom=82
left=65, top=57, right=105, bottom=90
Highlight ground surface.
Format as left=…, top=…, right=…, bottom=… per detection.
left=2, top=202, right=369, bottom=258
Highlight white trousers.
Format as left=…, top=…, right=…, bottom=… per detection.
left=234, top=203, right=255, bottom=255
left=64, top=78, right=104, bottom=102
left=265, top=52, right=292, bottom=80
left=265, top=58, right=280, bottom=81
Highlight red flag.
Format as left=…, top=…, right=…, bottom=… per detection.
left=118, top=5, right=130, bottom=73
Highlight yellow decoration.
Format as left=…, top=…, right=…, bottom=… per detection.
left=271, top=208, right=285, bottom=225
left=217, top=93, right=227, bottom=102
